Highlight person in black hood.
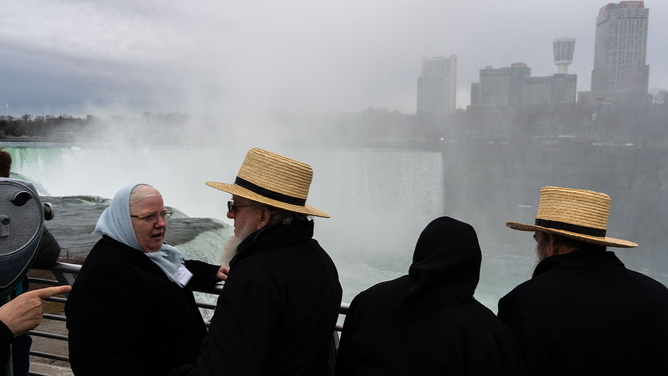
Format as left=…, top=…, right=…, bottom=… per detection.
left=335, top=216, right=526, bottom=376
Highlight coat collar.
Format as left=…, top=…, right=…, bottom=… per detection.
left=100, top=235, right=164, bottom=273
left=230, top=220, right=315, bottom=268
left=532, top=246, right=624, bottom=279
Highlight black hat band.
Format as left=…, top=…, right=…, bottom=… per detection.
left=235, top=176, right=307, bottom=207
left=535, top=218, right=607, bottom=237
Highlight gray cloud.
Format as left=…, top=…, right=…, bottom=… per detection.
left=1, top=0, right=666, bottom=115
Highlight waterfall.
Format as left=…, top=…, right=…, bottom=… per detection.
left=3, top=142, right=445, bottom=304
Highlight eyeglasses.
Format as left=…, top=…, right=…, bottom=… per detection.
left=227, top=200, right=254, bottom=213
left=131, top=211, right=173, bottom=223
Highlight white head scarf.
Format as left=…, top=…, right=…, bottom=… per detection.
left=94, top=183, right=188, bottom=287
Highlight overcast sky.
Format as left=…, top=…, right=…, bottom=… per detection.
left=1, top=0, right=666, bottom=116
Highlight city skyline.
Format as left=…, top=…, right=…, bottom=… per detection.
left=468, top=36, right=579, bottom=110
left=0, top=1, right=667, bottom=116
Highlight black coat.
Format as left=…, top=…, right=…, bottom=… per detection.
left=32, top=226, right=61, bottom=269
left=335, top=217, right=526, bottom=376
left=498, top=246, right=668, bottom=376
left=171, top=220, right=342, bottom=376
left=0, top=322, right=11, bottom=376
left=65, top=236, right=220, bottom=376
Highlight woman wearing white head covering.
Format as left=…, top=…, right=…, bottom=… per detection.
left=65, top=184, right=226, bottom=376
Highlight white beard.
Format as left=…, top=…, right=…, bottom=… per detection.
left=220, top=220, right=258, bottom=266
left=531, top=237, right=550, bottom=277
left=535, top=235, right=550, bottom=263
left=221, top=235, right=243, bottom=266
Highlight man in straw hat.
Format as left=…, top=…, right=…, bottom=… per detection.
left=170, top=148, right=342, bottom=376
left=498, top=186, right=668, bottom=375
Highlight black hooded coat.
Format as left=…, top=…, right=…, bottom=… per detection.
left=335, top=217, right=526, bottom=376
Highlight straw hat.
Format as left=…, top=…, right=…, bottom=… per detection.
left=506, top=186, right=637, bottom=248
left=206, top=148, right=329, bottom=218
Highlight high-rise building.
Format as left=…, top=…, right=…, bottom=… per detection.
left=579, top=1, right=651, bottom=105
left=470, top=57, right=577, bottom=110
left=470, top=82, right=480, bottom=107
left=592, top=1, right=649, bottom=91
left=520, top=36, right=578, bottom=106
left=470, top=63, right=531, bottom=111
left=522, top=74, right=577, bottom=105
left=417, top=55, right=457, bottom=114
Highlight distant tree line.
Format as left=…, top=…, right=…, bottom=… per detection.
left=2, top=96, right=667, bottom=146
left=0, top=114, right=91, bottom=139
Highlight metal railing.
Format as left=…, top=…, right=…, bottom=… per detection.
left=27, top=262, right=349, bottom=371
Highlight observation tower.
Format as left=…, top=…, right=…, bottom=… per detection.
left=553, top=37, right=575, bottom=74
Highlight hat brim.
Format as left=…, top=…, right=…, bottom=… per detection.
left=206, top=181, right=330, bottom=218
left=506, top=221, right=637, bottom=248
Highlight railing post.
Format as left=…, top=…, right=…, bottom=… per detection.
left=51, top=272, right=74, bottom=297
left=52, top=271, right=75, bottom=287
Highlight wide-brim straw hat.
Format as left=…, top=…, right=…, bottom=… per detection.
left=506, top=186, right=637, bottom=248
left=206, top=148, right=329, bottom=218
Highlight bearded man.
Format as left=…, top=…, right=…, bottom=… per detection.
left=498, top=186, right=668, bottom=376
left=171, top=148, right=342, bottom=376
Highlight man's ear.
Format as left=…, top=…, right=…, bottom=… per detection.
left=257, top=208, right=272, bottom=230
left=546, top=233, right=560, bottom=257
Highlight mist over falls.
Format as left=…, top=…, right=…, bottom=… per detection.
left=5, top=103, right=668, bottom=147
left=440, top=143, right=668, bottom=278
